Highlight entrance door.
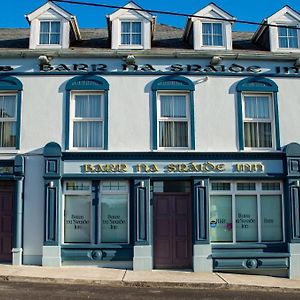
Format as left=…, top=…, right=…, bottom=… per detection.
left=0, top=182, right=14, bottom=262
left=154, top=193, right=192, bottom=269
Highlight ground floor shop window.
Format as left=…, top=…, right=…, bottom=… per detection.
left=209, top=181, right=283, bottom=243
left=63, top=180, right=129, bottom=244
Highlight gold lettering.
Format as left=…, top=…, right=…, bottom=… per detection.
left=178, top=163, right=188, bottom=172
left=136, top=163, right=142, bottom=172
left=189, top=163, right=199, bottom=172
left=205, top=162, right=215, bottom=172
left=151, top=164, right=159, bottom=172
left=84, top=164, right=94, bottom=172
left=167, top=164, right=176, bottom=172
left=120, top=164, right=128, bottom=172
left=215, top=164, right=225, bottom=172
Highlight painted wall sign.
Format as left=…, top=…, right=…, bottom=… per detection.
left=63, top=160, right=283, bottom=175
left=1, top=61, right=300, bottom=75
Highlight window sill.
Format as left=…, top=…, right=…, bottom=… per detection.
left=0, top=149, right=19, bottom=155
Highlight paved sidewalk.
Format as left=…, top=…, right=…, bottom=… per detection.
left=0, top=264, right=300, bottom=292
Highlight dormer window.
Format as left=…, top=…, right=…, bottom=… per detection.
left=278, top=26, right=299, bottom=48
left=107, top=2, right=155, bottom=50
left=183, top=3, right=235, bottom=51
left=253, top=6, right=300, bottom=53
left=121, top=21, right=142, bottom=45
left=40, top=21, right=61, bottom=45
left=26, top=2, right=80, bottom=50
left=202, top=23, right=223, bottom=46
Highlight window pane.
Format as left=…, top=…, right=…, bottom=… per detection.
left=289, top=37, right=298, bottom=48
left=75, top=95, right=101, bottom=118
left=261, top=195, right=283, bottom=242
left=160, top=96, right=173, bottom=117
left=132, top=34, right=141, bottom=44
left=64, top=195, right=91, bottom=243
left=65, top=181, right=90, bottom=191
left=73, top=121, right=102, bottom=148
left=210, top=195, right=233, bottom=242
left=279, top=37, right=288, bottom=48
left=244, top=96, right=257, bottom=118
left=51, top=22, right=60, bottom=33
left=132, top=22, right=141, bottom=33
left=121, top=22, right=130, bottom=33
left=40, top=33, right=49, bottom=44
left=262, top=182, right=281, bottom=191
left=213, top=35, right=223, bottom=46
left=174, top=122, right=188, bottom=147
left=244, top=122, right=258, bottom=148
left=257, top=97, right=270, bottom=118
left=203, top=23, right=212, bottom=34
left=213, top=23, right=222, bottom=35
left=50, top=33, right=60, bottom=44
left=40, top=22, right=50, bottom=33
left=121, top=34, right=130, bottom=44
left=173, top=96, right=186, bottom=117
left=101, top=194, right=128, bottom=243
left=258, top=122, right=272, bottom=148
left=236, top=195, right=258, bottom=242
left=211, top=182, right=231, bottom=191
left=159, top=121, right=172, bottom=147
left=0, top=95, right=16, bottom=118
left=0, top=122, right=16, bottom=147
left=237, top=182, right=256, bottom=191
left=102, top=181, right=128, bottom=192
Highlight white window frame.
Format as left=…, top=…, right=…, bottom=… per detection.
left=201, top=22, right=224, bottom=47
left=120, top=20, right=142, bottom=46
left=209, top=181, right=285, bottom=244
left=69, top=91, right=104, bottom=150
left=242, top=93, right=275, bottom=150
left=39, top=20, right=62, bottom=46
left=63, top=181, right=93, bottom=244
left=99, top=181, right=130, bottom=244
left=0, top=93, right=17, bottom=149
left=277, top=23, right=300, bottom=49
left=157, top=92, right=190, bottom=150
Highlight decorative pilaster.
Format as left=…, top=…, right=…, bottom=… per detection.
left=193, top=178, right=212, bottom=272
left=133, top=179, right=152, bottom=270
left=284, top=143, right=300, bottom=279
left=12, top=155, right=24, bottom=265
left=42, top=142, right=62, bottom=266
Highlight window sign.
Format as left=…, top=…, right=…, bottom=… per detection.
left=210, top=195, right=232, bottom=242
left=101, top=194, right=128, bottom=243
left=236, top=195, right=258, bottom=242
left=210, top=182, right=283, bottom=243
left=64, top=195, right=91, bottom=243
left=261, top=195, right=283, bottom=242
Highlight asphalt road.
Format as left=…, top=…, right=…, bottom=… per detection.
left=0, top=281, right=300, bottom=300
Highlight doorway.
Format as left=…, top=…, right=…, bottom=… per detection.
left=153, top=191, right=192, bottom=269
left=0, top=182, right=14, bottom=262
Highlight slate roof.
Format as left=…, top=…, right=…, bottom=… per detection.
left=0, top=25, right=265, bottom=53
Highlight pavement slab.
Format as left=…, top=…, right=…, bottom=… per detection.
left=123, top=270, right=226, bottom=288
left=218, top=273, right=300, bottom=290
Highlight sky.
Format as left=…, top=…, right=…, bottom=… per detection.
left=1, top=0, right=300, bottom=32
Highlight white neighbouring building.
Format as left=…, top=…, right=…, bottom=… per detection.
left=0, top=1, right=300, bottom=279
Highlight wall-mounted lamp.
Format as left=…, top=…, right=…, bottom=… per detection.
left=123, top=54, right=136, bottom=66
left=199, top=180, right=205, bottom=187
left=210, top=56, right=222, bottom=66
left=294, top=58, right=300, bottom=68
left=139, top=180, right=145, bottom=188
left=296, top=180, right=300, bottom=187
left=194, top=76, right=208, bottom=84
left=48, top=181, right=54, bottom=188
left=38, top=55, right=52, bottom=66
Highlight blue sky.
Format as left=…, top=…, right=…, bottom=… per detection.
left=2, top=0, right=300, bottom=32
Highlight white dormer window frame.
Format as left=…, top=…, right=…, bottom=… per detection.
left=201, top=22, right=224, bottom=47
left=277, top=23, right=300, bottom=49
left=39, top=20, right=61, bottom=45
left=119, top=20, right=143, bottom=48
left=26, top=2, right=81, bottom=50
left=108, top=2, right=153, bottom=50
left=187, top=4, right=234, bottom=51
